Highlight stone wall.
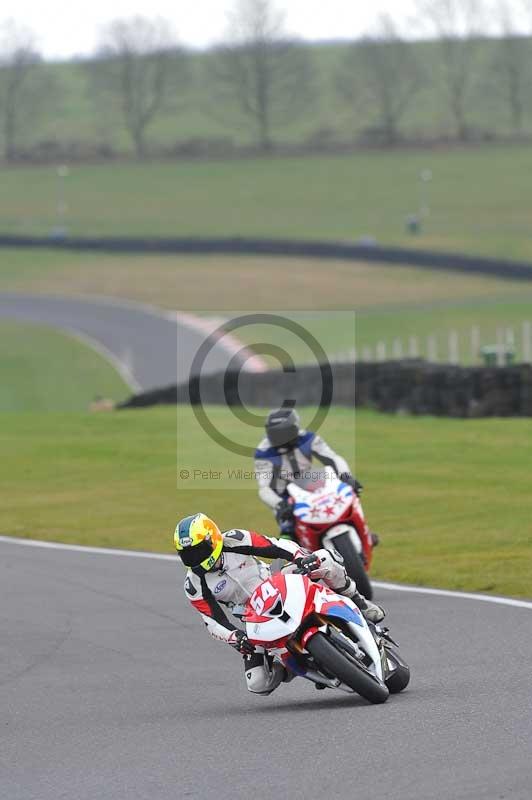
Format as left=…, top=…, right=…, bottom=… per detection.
left=118, top=360, right=532, bottom=417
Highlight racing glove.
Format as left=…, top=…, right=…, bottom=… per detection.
left=230, top=629, right=255, bottom=656
left=275, top=498, right=294, bottom=524
left=339, top=473, right=363, bottom=495
left=294, top=553, right=321, bottom=576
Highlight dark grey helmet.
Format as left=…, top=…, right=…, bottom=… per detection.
left=265, top=408, right=301, bottom=448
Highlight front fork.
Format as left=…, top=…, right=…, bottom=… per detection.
left=368, top=622, right=400, bottom=679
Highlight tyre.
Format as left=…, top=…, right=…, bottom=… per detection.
left=332, top=532, right=373, bottom=600
left=384, top=648, right=411, bottom=694
left=307, top=632, right=389, bottom=704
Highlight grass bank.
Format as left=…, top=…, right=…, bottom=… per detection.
left=1, top=406, right=530, bottom=597
left=2, top=145, right=532, bottom=260
left=0, top=320, right=130, bottom=411
left=0, top=249, right=526, bottom=311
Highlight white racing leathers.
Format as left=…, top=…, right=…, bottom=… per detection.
left=254, top=431, right=351, bottom=510
left=183, top=529, right=357, bottom=695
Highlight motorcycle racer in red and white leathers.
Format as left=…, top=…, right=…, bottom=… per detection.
left=174, top=513, right=384, bottom=696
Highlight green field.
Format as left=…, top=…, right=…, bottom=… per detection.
left=0, top=320, right=130, bottom=411
left=1, top=130, right=531, bottom=602
left=3, top=145, right=532, bottom=260
left=1, top=248, right=528, bottom=310
left=1, top=406, right=530, bottom=597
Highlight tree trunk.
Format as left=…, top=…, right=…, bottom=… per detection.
left=450, top=88, right=468, bottom=141
left=131, top=124, right=147, bottom=158
left=258, top=111, right=271, bottom=151
left=509, top=82, right=523, bottom=132
left=4, top=81, right=17, bottom=161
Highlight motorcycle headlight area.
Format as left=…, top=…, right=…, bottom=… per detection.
left=260, top=597, right=290, bottom=623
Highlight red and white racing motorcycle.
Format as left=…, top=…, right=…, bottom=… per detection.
left=286, top=471, right=376, bottom=599
left=243, top=565, right=410, bottom=704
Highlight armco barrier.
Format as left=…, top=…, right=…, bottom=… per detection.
left=2, top=234, right=532, bottom=281
left=117, top=360, right=532, bottom=418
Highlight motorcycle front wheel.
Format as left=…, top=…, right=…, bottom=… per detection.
left=307, top=632, right=389, bottom=704
left=332, top=531, right=373, bottom=600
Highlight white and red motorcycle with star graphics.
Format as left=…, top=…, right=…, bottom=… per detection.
left=287, top=471, right=377, bottom=599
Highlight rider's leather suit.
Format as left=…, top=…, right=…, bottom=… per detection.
left=183, top=529, right=357, bottom=695
left=254, top=431, right=351, bottom=511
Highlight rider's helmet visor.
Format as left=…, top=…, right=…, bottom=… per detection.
left=179, top=539, right=215, bottom=568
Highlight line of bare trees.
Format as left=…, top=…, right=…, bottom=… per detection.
left=2, top=0, right=532, bottom=161
left=0, top=21, right=59, bottom=161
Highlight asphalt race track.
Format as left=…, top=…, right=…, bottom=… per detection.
left=0, top=293, right=248, bottom=392
left=1, top=537, right=531, bottom=800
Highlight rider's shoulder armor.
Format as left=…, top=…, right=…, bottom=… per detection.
left=295, top=430, right=314, bottom=456
left=255, top=431, right=315, bottom=460
left=222, top=528, right=252, bottom=548
left=254, top=437, right=281, bottom=461
left=183, top=570, right=202, bottom=599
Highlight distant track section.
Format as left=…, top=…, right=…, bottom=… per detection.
left=0, top=294, right=262, bottom=391
left=1, top=234, right=532, bottom=280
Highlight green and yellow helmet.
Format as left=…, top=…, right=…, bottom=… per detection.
left=174, top=513, right=223, bottom=572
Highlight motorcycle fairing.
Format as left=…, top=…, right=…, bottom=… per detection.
left=287, top=473, right=374, bottom=571
left=245, top=573, right=385, bottom=685
left=244, top=573, right=308, bottom=646
left=319, top=601, right=364, bottom=627
left=291, top=480, right=354, bottom=525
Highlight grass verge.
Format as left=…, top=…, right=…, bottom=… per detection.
left=2, top=146, right=532, bottom=260
left=1, top=406, right=530, bottom=598
left=0, top=320, right=130, bottom=411
left=1, top=249, right=525, bottom=311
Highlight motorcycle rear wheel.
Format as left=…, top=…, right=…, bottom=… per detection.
left=307, top=632, right=389, bottom=704
left=332, top=532, right=373, bottom=600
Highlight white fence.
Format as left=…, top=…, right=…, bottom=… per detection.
left=333, top=321, right=532, bottom=366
